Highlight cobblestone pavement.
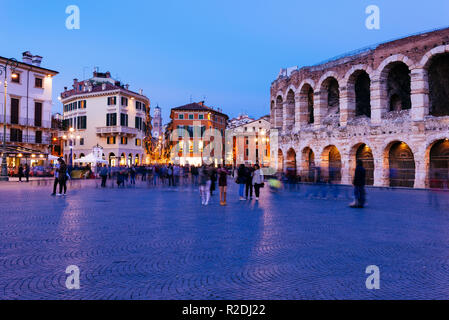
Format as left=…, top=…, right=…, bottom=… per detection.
left=1, top=179, right=449, bottom=300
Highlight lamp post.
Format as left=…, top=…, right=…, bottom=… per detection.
left=62, top=127, right=80, bottom=166
left=0, top=58, right=19, bottom=181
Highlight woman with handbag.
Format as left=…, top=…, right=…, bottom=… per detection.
left=252, top=164, right=264, bottom=201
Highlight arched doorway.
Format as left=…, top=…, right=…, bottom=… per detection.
left=355, top=144, right=374, bottom=186
left=135, top=154, right=140, bottom=165
left=388, top=142, right=415, bottom=187
left=128, top=153, right=133, bottom=166
left=429, top=139, right=449, bottom=188
left=302, top=147, right=315, bottom=182
left=109, top=152, right=116, bottom=166
left=428, top=53, right=449, bottom=117
left=322, top=145, right=342, bottom=183
left=120, top=153, right=126, bottom=166
left=286, top=148, right=296, bottom=177
left=299, top=84, right=314, bottom=124
left=320, top=77, right=340, bottom=118
left=278, top=149, right=284, bottom=172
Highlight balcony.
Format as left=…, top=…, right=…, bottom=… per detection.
left=0, top=115, right=52, bottom=129
left=96, top=126, right=139, bottom=137
left=0, top=133, right=52, bottom=145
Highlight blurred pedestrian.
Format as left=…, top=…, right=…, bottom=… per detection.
left=218, top=165, right=228, bottom=206
left=245, top=164, right=254, bottom=200
left=100, top=165, right=108, bottom=188
left=253, top=164, right=264, bottom=201
left=350, top=160, right=366, bottom=208
left=199, top=165, right=211, bottom=205
left=236, top=164, right=247, bottom=201
left=18, top=164, right=24, bottom=182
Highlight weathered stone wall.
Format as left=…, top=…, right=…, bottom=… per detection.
left=270, top=27, right=449, bottom=188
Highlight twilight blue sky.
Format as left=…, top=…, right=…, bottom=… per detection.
left=1, top=0, right=448, bottom=123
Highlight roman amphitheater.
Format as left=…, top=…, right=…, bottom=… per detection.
left=270, top=27, right=449, bottom=188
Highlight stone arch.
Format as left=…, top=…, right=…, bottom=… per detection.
left=128, top=153, right=133, bottom=166
left=301, top=147, right=315, bottom=182
left=427, top=139, right=449, bottom=188
left=120, top=153, right=126, bottom=166
left=427, top=53, right=449, bottom=117
left=275, top=95, right=284, bottom=129
left=299, top=81, right=315, bottom=124
left=109, top=152, right=116, bottom=166
left=286, top=148, right=297, bottom=176
left=277, top=148, right=284, bottom=172
left=321, top=145, right=342, bottom=183
left=342, top=65, right=372, bottom=120
left=135, top=154, right=140, bottom=165
left=377, top=57, right=413, bottom=112
left=318, top=74, right=340, bottom=123
left=349, top=143, right=374, bottom=186
left=351, top=70, right=371, bottom=118
left=285, top=89, right=295, bottom=130
left=384, top=141, right=416, bottom=188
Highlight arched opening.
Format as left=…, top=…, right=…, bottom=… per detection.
left=299, top=84, right=314, bottom=124
left=387, top=62, right=411, bottom=111
left=286, top=148, right=296, bottom=177
left=270, top=100, right=275, bottom=127
left=321, top=145, right=342, bottom=183
left=355, top=144, right=374, bottom=186
left=354, top=71, right=371, bottom=117
left=428, top=53, right=449, bottom=117
left=128, top=153, right=133, bottom=166
left=135, top=154, right=140, bottom=165
left=277, top=149, right=284, bottom=172
left=320, top=77, right=340, bottom=119
left=388, top=142, right=415, bottom=188
left=109, top=152, right=116, bottom=167
left=120, top=153, right=126, bottom=166
left=301, top=147, right=315, bottom=182
left=79, top=153, right=85, bottom=158
left=275, top=95, right=284, bottom=129
left=429, top=139, right=449, bottom=188
left=285, top=89, right=295, bottom=130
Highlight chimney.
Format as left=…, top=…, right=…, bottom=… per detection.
left=105, top=72, right=111, bottom=78
left=72, top=78, right=78, bottom=89
left=125, top=84, right=129, bottom=90
left=22, top=51, right=33, bottom=64
left=32, top=55, right=43, bottom=67
left=102, top=83, right=106, bottom=90
left=139, top=89, right=143, bottom=95
left=64, top=86, right=67, bottom=91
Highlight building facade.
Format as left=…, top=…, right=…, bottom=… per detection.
left=60, top=71, right=150, bottom=166
left=0, top=51, right=59, bottom=169
left=270, top=27, right=449, bottom=188
left=169, top=101, right=228, bottom=166
left=226, top=116, right=271, bottom=167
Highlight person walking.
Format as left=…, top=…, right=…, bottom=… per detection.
left=57, top=159, right=69, bottom=196
left=210, top=166, right=217, bottom=196
left=18, top=164, right=24, bottom=182
left=167, top=164, right=174, bottom=187
left=236, top=164, right=247, bottom=201
left=218, top=165, right=228, bottom=206
left=100, top=165, right=108, bottom=188
left=129, top=165, right=136, bottom=185
left=350, top=160, right=366, bottom=208
left=199, top=165, right=211, bottom=205
left=245, top=165, right=254, bottom=200
left=253, top=164, right=264, bottom=201
left=51, top=159, right=61, bottom=196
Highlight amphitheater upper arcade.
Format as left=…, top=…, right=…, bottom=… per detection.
left=270, top=27, right=449, bottom=188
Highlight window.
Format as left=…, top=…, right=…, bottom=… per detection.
left=120, top=113, right=128, bottom=126
left=106, top=113, right=117, bottom=126
left=178, top=114, right=184, bottom=119
left=35, top=77, right=43, bottom=88
left=80, top=138, right=84, bottom=145
left=79, top=100, right=87, bottom=109
left=136, top=101, right=144, bottom=110
left=245, top=149, right=249, bottom=156
left=34, top=102, right=42, bottom=127
left=107, top=136, right=116, bottom=145
left=11, top=98, right=19, bottom=124
left=77, top=116, right=87, bottom=129
left=189, top=114, right=194, bottom=120
left=107, top=96, right=117, bottom=105
left=35, top=131, right=42, bottom=144
left=135, top=139, right=141, bottom=146
left=198, top=114, right=204, bottom=120
left=135, top=116, right=143, bottom=130
left=10, top=128, right=22, bottom=142
left=121, top=97, right=128, bottom=106
left=11, top=73, right=20, bottom=83
left=120, top=137, right=128, bottom=145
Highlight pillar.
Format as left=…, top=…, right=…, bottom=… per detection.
left=370, top=79, right=385, bottom=125
left=410, top=68, right=429, bottom=122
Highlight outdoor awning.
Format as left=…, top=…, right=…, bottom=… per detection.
left=1, top=145, right=48, bottom=157
left=73, top=153, right=108, bottom=165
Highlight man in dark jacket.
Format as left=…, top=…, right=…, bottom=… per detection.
left=351, top=160, right=366, bottom=208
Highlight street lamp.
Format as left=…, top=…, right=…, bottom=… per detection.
left=62, top=128, right=80, bottom=166
left=0, top=58, right=19, bottom=181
